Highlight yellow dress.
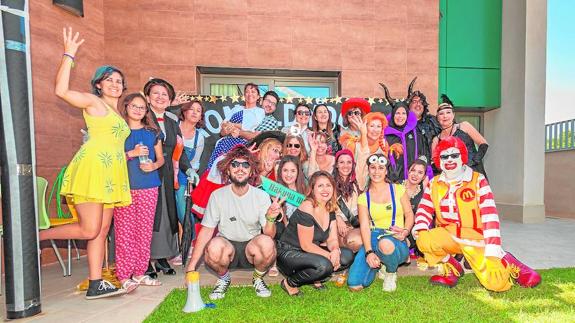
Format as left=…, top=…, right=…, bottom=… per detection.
left=60, top=103, right=132, bottom=208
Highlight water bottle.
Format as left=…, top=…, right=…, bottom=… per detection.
left=138, top=141, right=149, bottom=163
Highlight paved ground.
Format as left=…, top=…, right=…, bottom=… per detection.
left=1, top=217, right=574, bottom=322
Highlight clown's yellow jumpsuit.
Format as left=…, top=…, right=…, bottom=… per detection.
left=412, top=167, right=513, bottom=292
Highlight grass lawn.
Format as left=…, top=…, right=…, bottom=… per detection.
left=145, top=268, right=575, bottom=323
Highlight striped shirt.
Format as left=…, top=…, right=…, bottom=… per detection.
left=412, top=166, right=504, bottom=258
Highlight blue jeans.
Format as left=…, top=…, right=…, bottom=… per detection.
left=347, top=229, right=409, bottom=288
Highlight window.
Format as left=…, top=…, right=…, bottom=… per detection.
left=199, top=67, right=339, bottom=97
left=457, top=112, right=483, bottom=133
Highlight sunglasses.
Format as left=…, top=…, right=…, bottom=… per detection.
left=296, top=111, right=311, bottom=116
left=439, top=153, right=461, bottom=161
left=368, top=155, right=388, bottom=166
left=230, top=160, right=251, bottom=169
left=347, top=110, right=362, bottom=116
left=287, top=143, right=301, bottom=149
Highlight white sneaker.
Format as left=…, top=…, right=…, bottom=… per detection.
left=382, top=272, right=397, bottom=292
left=209, top=277, right=231, bottom=300
left=377, top=264, right=387, bottom=280
left=253, top=278, right=272, bottom=298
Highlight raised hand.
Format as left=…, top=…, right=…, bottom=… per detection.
left=62, top=27, right=85, bottom=57
left=172, top=92, right=191, bottom=106
left=267, top=195, right=286, bottom=220
left=247, top=142, right=260, bottom=155
left=308, top=132, right=318, bottom=151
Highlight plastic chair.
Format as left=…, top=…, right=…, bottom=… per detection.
left=37, top=176, right=79, bottom=277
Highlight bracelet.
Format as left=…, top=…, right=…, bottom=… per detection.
left=365, top=250, right=375, bottom=258
left=63, top=53, right=75, bottom=68
left=125, top=152, right=133, bottom=161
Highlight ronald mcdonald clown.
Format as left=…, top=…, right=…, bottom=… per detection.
left=412, top=136, right=540, bottom=291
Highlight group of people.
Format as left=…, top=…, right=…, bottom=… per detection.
left=41, top=27, right=541, bottom=301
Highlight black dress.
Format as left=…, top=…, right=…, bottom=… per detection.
left=276, top=209, right=354, bottom=287
left=149, top=111, right=192, bottom=259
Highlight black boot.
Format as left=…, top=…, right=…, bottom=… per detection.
left=155, top=258, right=176, bottom=275
left=145, top=261, right=158, bottom=279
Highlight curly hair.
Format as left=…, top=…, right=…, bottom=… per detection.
left=306, top=171, right=338, bottom=213
left=216, top=145, right=260, bottom=186
left=433, top=136, right=468, bottom=169
left=333, top=149, right=360, bottom=200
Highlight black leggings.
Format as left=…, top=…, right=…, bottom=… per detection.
left=276, top=242, right=354, bottom=287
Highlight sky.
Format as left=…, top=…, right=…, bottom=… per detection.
left=546, top=0, right=575, bottom=124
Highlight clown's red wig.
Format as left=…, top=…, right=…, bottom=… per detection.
left=433, top=136, right=468, bottom=168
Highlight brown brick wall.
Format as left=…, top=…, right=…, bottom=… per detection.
left=29, top=0, right=106, bottom=265
left=102, top=0, right=439, bottom=102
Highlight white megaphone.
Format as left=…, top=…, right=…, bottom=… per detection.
left=183, top=271, right=205, bottom=313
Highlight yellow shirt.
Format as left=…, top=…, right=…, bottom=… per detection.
left=358, top=184, right=405, bottom=229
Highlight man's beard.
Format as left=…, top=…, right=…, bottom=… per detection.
left=230, top=175, right=249, bottom=187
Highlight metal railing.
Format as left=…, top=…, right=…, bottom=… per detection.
left=546, top=119, right=575, bottom=152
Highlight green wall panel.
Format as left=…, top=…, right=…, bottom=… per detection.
left=443, top=68, right=500, bottom=109
left=439, top=0, right=502, bottom=109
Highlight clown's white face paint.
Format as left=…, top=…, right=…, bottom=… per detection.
left=440, top=147, right=464, bottom=180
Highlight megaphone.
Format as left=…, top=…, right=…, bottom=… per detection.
left=183, top=271, right=205, bottom=313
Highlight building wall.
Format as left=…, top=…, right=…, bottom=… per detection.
left=545, top=150, right=575, bottom=220
left=29, top=0, right=106, bottom=265
left=103, top=0, right=439, bottom=101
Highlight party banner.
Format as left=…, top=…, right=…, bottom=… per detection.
left=170, top=95, right=393, bottom=173
left=260, top=176, right=305, bottom=207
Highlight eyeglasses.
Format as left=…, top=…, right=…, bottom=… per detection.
left=347, top=110, right=362, bottom=116
left=231, top=160, right=251, bottom=169
left=368, top=155, right=388, bottom=166
left=296, top=111, right=311, bottom=116
left=439, top=153, right=461, bottom=161
left=129, top=104, right=147, bottom=111
left=287, top=143, right=301, bottom=149
left=263, top=98, right=277, bottom=107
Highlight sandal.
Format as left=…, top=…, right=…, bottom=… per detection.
left=268, top=265, right=279, bottom=277
left=280, top=279, right=302, bottom=297
left=121, top=279, right=139, bottom=294
left=134, top=275, right=162, bottom=287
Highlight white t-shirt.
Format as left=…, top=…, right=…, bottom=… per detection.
left=202, top=184, right=271, bottom=242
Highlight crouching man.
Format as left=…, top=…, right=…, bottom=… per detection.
left=186, top=145, right=283, bottom=299
left=412, top=136, right=541, bottom=291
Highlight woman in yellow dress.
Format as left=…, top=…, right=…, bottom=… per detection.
left=39, top=27, right=132, bottom=299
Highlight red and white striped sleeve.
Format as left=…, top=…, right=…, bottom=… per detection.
left=477, top=174, right=505, bottom=258
left=412, top=180, right=435, bottom=235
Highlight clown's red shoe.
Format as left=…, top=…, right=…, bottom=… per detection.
left=429, top=256, right=464, bottom=288
left=503, top=253, right=541, bottom=288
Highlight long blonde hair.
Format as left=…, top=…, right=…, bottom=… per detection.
left=258, top=138, right=282, bottom=175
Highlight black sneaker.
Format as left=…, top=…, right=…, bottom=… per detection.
left=85, top=279, right=125, bottom=300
